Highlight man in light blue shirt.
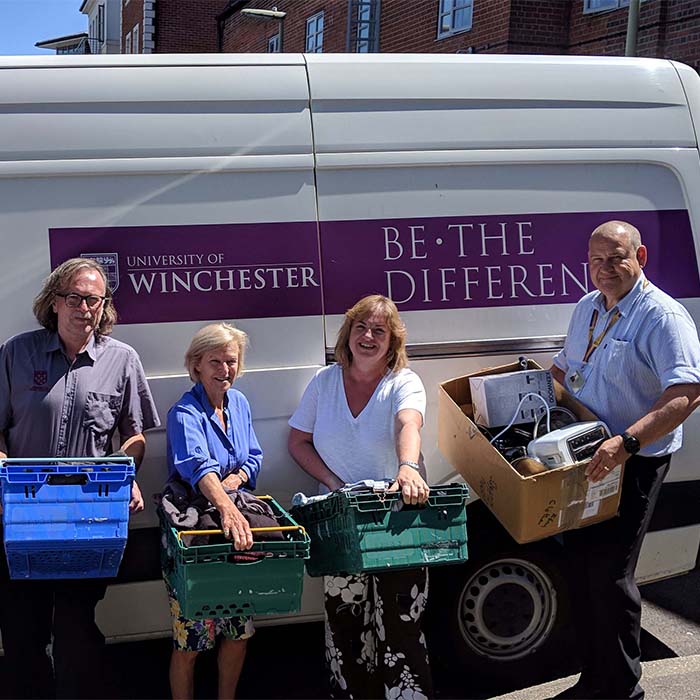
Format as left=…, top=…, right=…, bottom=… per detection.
left=550, top=221, right=700, bottom=700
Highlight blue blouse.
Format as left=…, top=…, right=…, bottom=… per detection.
left=166, top=382, right=262, bottom=489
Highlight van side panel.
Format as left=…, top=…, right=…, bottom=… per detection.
left=306, top=55, right=700, bottom=583
left=0, top=58, right=324, bottom=639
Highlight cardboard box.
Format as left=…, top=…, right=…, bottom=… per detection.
left=438, top=359, right=623, bottom=544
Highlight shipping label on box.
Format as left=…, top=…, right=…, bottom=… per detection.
left=580, top=466, right=622, bottom=520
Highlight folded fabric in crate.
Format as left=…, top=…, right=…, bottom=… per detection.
left=160, top=479, right=284, bottom=545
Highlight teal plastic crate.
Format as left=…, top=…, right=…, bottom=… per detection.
left=291, top=483, right=468, bottom=577
left=160, top=495, right=310, bottom=619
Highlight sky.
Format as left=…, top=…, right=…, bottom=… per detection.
left=0, top=0, right=86, bottom=56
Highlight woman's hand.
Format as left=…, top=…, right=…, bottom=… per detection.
left=219, top=502, right=254, bottom=551
left=129, top=480, right=145, bottom=512
left=221, top=470, right=248, bottom=492
left=197, top=472, right=253, bottom=550
left=389, top=465, right=430, bottom=505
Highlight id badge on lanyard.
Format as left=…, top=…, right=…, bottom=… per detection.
left=570, top=306, right=623, bottom=393
left=568, top=369, right=585, bottom=393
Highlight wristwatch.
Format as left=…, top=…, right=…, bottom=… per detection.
left=620, top=431, right=641, bottom=456
left=399, top=460, right=421, bottom=471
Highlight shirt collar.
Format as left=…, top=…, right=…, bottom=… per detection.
left=46, top=331, right=62, bottom=354
left=193, top=382, right=229, bottom=416
left=47, top=331, right=98, bottom=363
left=82, top=334, right=98, bottom=362
left=592, top=273, right=646, bottom=317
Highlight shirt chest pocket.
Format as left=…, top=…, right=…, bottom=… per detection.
left=602, top=339, right=632, bottom=377
left=83, top=392, right=122, bottom=433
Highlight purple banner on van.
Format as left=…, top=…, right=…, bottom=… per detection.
left=320, top=209, right=700, bottom=314
left=49, top=222, right=322, bottom=324
left=49, top=210, right=700, bottom=324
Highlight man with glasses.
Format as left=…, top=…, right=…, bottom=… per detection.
left=0, top=257, right=160, bottom=699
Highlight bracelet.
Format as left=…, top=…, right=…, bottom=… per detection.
left=399, top=460, right=421, bottom=471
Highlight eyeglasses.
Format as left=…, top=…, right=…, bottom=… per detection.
left=55, top=293, right=107, bottom=309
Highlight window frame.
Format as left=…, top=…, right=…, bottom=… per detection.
left=132, top=23, right=140, bottom=53
left=583, top=0, right=643, bottom=14
left=305, top=12, right=324, bottom=53
left=97, top=4, right=105, bottom=43
left=124, top=31, right=131, bottom=54
left=268, top=33, right=281, bottom=53
left=437, top=0, right=474, bottom=40
left=349, top=0, right=380, bottom=53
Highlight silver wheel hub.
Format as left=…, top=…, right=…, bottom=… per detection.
left=458, top=557, right=557, bottom=660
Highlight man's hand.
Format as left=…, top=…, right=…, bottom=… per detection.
left=585, top=435, right=627, bottom=483
left=388, top=465, right=430, bottom=505
left=219, top=503, right=253, bottom=551
left=129, top=480, right=145, bottom=512
left=221, top=470, right=247, bottom=492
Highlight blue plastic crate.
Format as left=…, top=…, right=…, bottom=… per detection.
left=0, top=457, right=135, bottom=580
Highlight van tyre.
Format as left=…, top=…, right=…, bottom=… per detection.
left=427, top=542, right=575, bottom=691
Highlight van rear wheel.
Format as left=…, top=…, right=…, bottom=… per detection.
left=427, top=543, right=575, bottom=692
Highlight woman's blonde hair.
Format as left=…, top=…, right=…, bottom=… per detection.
left=185, top=322, right=248, bottom=383
left=33, top=258, right=117, bottom=336
left=334, top=295, right=408, bottom=372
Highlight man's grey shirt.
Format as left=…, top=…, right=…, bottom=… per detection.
left=0, top=329, right=160, bottom=458
left=553, top=274, right=700, bottom=457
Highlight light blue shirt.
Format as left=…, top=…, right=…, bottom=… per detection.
left=166, top=383, right=262, bottom=489
left=553, top=274, right=700, bottom=457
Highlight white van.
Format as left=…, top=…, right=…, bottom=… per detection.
left=2, top=52, right=700, bottom=683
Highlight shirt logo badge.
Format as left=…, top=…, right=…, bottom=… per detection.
left=33, top=370, right=47, bottom=386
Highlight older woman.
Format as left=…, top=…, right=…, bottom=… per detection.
left=165, top=322, right=262, bottom=700
left=288, top=294, right=432, bottom=700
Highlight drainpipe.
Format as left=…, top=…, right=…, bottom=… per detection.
left=625, top=0, right=640, bottom=57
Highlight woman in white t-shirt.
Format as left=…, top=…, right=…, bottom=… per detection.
left=288, top=294, right=432, bottom=700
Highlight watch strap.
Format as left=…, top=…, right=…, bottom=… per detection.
left=399, top=460, right=421, bottom=471
left=621, top=431, right=640, bottom=455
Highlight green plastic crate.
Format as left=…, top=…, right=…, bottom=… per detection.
left=291, top=483, right=468, bottom=577
left=160, top=496, right=310, bottom=619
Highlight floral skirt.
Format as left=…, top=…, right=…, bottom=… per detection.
left=324, top=568, right=432, bottom=700
left=166, top=582, right=255, bottom=652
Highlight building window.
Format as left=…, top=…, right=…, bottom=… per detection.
left=132, top=23, right=140, bottom=52
left=306, top=12, right=324, bottom=53
left=97, top=4, right=105, bottom=42
left=349, top=0, right=380, bottom=53
left=583, top=0, right=642, bottom=12
left=125, top=31, right=131, bottom=54
left=268, top=34, right=280, bottom=53
left=437, top=0, right=473, bottom=39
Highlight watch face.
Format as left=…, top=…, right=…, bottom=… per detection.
left=623, top=433, right=640, bottom=453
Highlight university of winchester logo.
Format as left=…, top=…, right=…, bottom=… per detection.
left=81, top=253, right=119, bottom=292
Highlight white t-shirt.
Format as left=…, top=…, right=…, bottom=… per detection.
left=289, top=364, right=426, bottom=488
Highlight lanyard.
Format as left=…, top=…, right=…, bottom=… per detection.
left=583, top=278, right=649, bottom=363
left=583, top=308, right=620, bottom=362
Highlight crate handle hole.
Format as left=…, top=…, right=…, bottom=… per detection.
left=47, top=474, right=88, bottom=486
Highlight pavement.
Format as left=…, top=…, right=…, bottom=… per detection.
left=489, top=654, right=700, bottom=700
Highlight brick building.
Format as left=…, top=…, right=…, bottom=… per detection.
left=120, top=0, right=228, bottom=54
left=218, top=0, right=700, bottom=71
left=38, top=0, right=698, bottom=71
